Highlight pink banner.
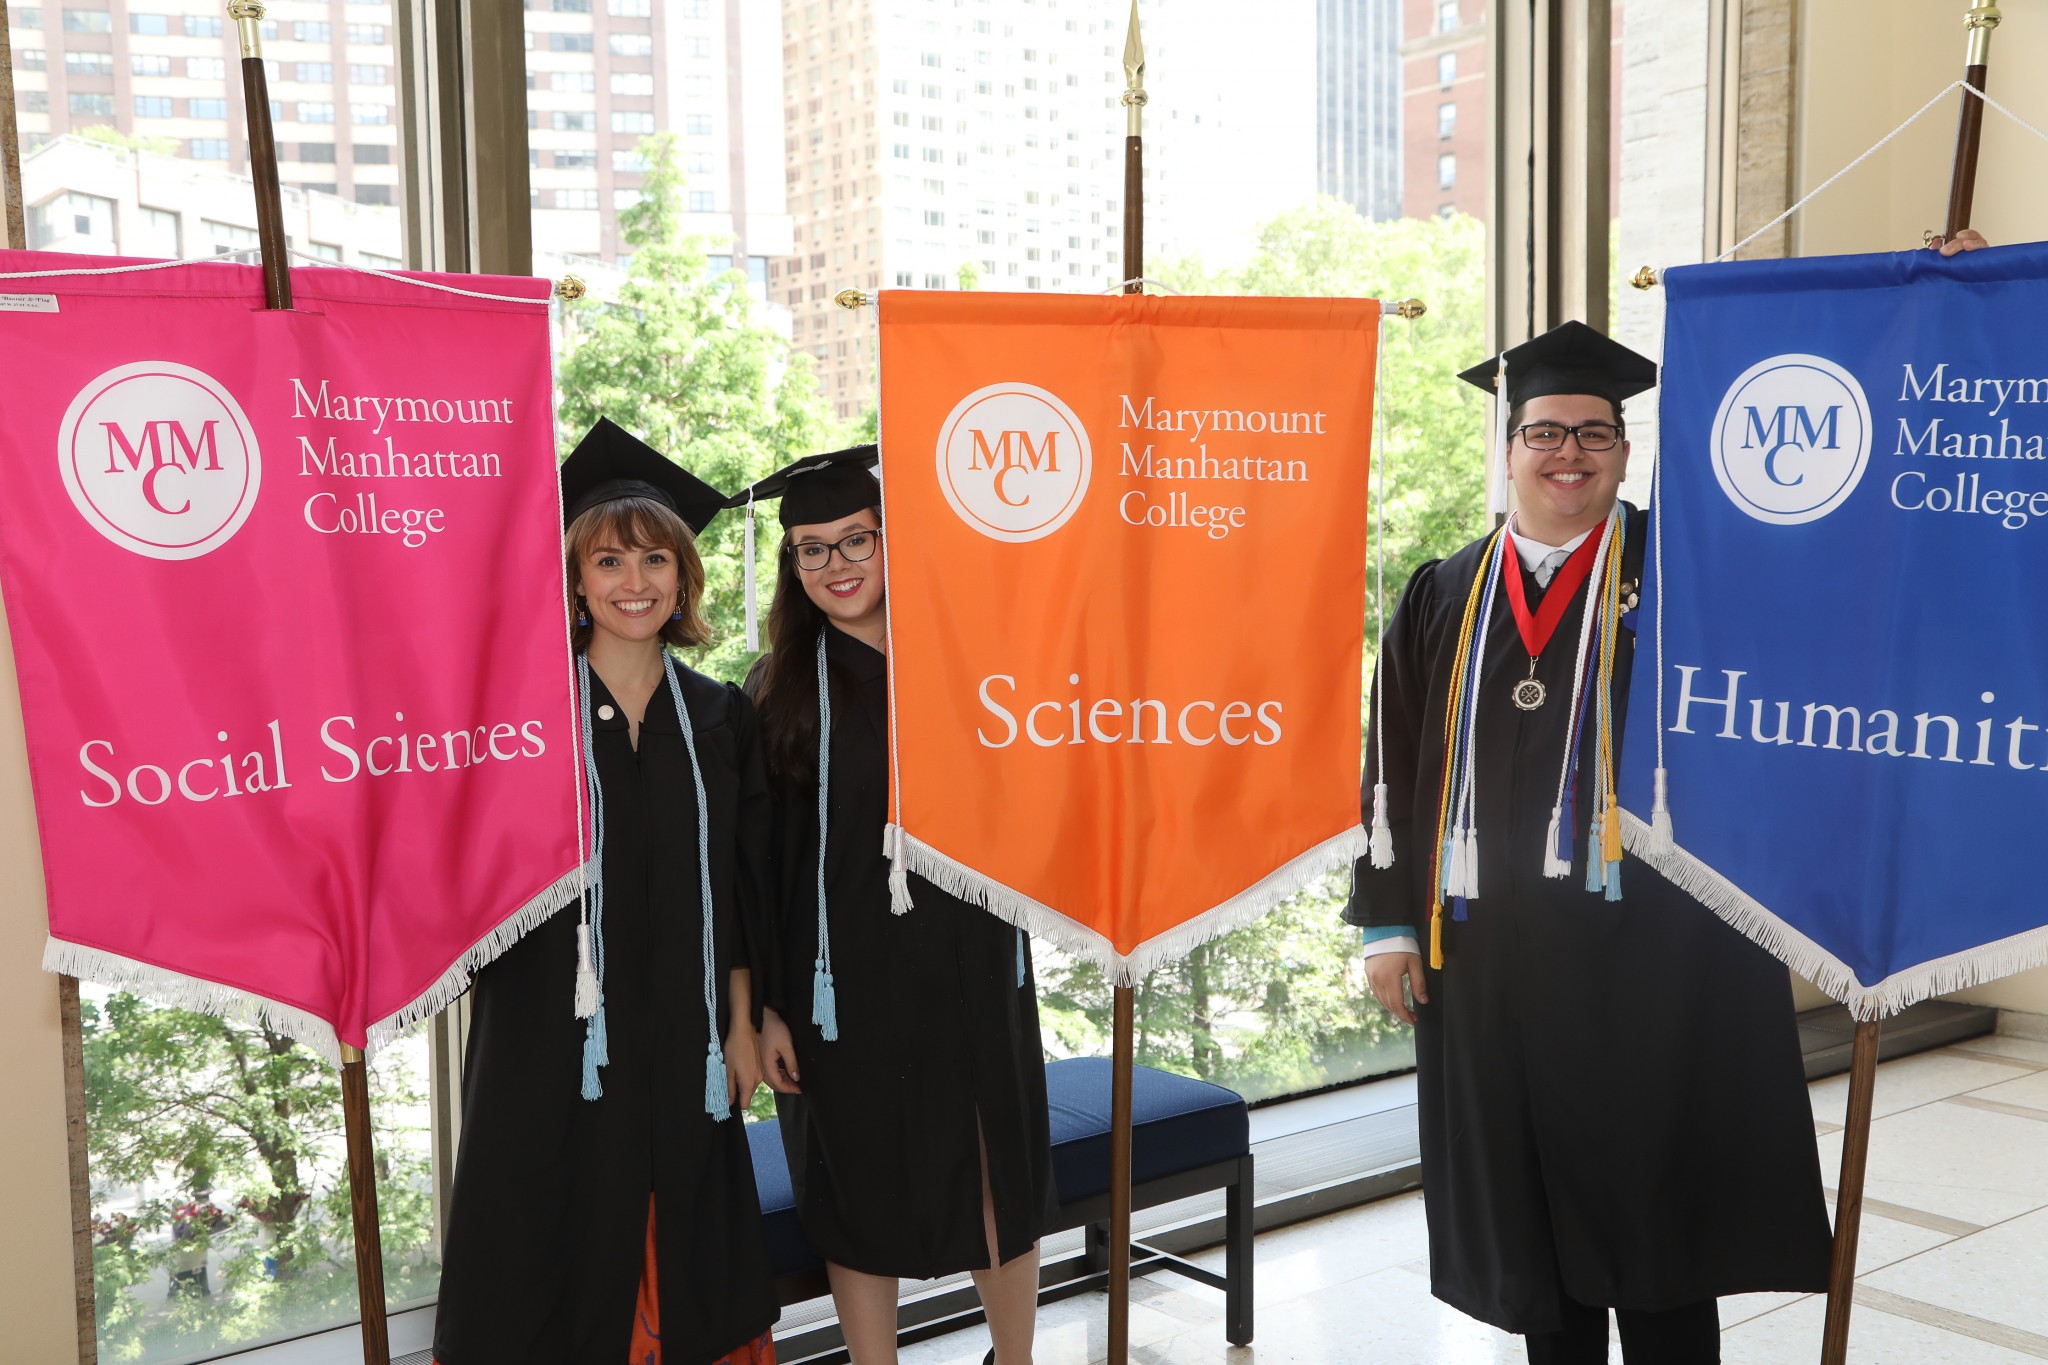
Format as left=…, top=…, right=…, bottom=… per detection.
left=0, top=252, right=580, bottom=1060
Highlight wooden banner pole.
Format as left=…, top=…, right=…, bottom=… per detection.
left=1107, top=7, right=1145, bottom=1363
left=1822, top=11, right=1997, bottom=1363
left=225, top=9, right=389, bottom=1364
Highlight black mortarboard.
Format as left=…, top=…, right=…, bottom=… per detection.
left=1456, top=320, right=1658, bottom=409
left=559, top=418, right=724, bottom=534
left=728, top=444, right=881, bottom=529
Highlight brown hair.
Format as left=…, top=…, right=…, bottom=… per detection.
left=565, top=495, right=711, bottom=652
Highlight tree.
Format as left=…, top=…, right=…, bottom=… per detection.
left=555, top=132, right=840, bottom=681
left=1035, top=201, right=1491, bottom=1098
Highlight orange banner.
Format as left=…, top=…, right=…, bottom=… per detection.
left=877, top=292, right=1379, bottom=980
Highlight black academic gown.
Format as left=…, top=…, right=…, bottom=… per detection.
left=1346, top=504, right=1833, bottom=1335
left=433, top=661, right=779, bottom=1365
left=754, top=627, right=1058, bottom=1280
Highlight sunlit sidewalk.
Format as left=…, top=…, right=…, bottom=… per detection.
left=899, top=1017, right=2048, bottom=1364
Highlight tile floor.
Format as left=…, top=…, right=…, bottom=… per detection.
left=899, top=1020, right=2048, bottom=1364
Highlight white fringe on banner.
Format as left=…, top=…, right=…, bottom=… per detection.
left=1619, top=810, right=2048, bottom=1021
left=43, top=938, right=346, bottom=1068
left=365, top=858, right=591, bottom=1054
left=43, top=858, right=591, bottom=1067
left=895, top=825, right=1368, bottom=987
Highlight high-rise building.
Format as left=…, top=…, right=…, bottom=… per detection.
left=1400, top=0, right=1484, bottom=220
left=777, top=0, right=1317, bottom=421
left=6, top=0, right=788, bottom=282
left=1318, top=0, right=1401, bottom=221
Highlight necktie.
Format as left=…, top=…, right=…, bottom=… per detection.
left=1535, top=549, right=1570, bottom=589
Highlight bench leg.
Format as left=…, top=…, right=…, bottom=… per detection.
left=1084, top=1219, right=1111, bottom=1276
left=1226, top=1154, right=1254, bottom=1345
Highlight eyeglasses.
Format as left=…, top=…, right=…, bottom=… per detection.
left=789, top=528, right=882, bottom=570
left=1511, top=421, right=1624, bottom=452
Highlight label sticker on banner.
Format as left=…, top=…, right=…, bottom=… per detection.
left=0, top=294, right=59, bottom=313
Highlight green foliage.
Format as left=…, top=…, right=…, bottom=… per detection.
left=554, top=132, right=840, bottom=682
left=82, top=993, right=437, bottom=1361
left=72, top=124, right=181, bottom=157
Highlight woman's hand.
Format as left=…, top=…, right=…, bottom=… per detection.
left=725, top=1014, right=764, bottom=1108
left=758, top=1007, right=802, bottom=1095
left=1365, top=952, right=1428, bottom=1027
left=1936, top=228, right=1990, bottom=256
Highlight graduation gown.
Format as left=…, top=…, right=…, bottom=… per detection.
left=757, top=626, right=1058, bottom=1280
left=433, top=661, right=779, bottom=1365
left=1346, top=504, right=1833, bottom=1335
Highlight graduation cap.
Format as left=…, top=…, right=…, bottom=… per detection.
left=1458, top=321, right=1658, bottom=515
left=727, top=445, right=882, bottom=651
left=559, top=418, right=725, bottom=535
left=728, top=444, right=881, bottom=529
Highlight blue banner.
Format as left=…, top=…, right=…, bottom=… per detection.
left=1621, top=243, right=2048, bottom=1017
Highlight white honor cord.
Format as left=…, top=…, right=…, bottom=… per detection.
left=660, top=657, right=730, bottom=1119
left=1546, top=511, right=1618, bottom=814
left=814, top=630, right=834, bottom=985
left=1453, top=538, right=1507, bottom=835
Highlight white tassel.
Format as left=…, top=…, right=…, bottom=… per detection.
left=1543, top=806, right=1570, bottom=879
left=573, top=922, right=599, bottom=1019
left=1368, top=782, right=1395, bottom=869
left=1461, top=827, right=1480, bottom=900
left=1649, top=766, right=1675, bottom=855
left=1486, top=355, right=1511, bottom=516
left=882, top=823, right=916, bottom=915
left=1444, top=824, right=1469, bottom=898
left=743, top=500, right=760, bottom=654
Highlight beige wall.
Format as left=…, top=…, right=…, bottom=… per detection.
left=0, top=608, right=85, bottom=1363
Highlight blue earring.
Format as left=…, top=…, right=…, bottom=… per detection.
left=670, top=608, right=684, bottom=621
left=576, top=598, right=590, bottom=627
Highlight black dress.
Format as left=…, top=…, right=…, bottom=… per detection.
left=433, top=660, right=780, bottom=1365
left=1346, top=505, right=1833, bottom=1335
left=755, top=626, right=1058, bottom=1280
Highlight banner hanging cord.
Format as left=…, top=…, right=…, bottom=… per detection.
left=0, top=245, right=557, bottom=306
left=1637, top=79, right=2048, bottom=282
left=1367, top=312, right=1394, bottom=868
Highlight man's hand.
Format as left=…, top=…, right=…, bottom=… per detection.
left=1936, top=228, right=1990, bottom=256
left=1365, top=952, right=1429, bottom=1026
left=758, top=1006, right=802, bottom=1094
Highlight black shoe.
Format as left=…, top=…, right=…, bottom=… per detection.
left=983, top=1352, right=995, bottom=1365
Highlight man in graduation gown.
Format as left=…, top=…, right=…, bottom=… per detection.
left=1346, top=323, right=1833, bottom=1363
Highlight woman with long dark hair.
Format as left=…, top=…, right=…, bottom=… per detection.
left=741, top=448, right=1056, bottom=1365
left=434, top=421, right=779, bottom=1365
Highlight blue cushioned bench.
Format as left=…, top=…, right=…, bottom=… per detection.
left=752, top=1057, right=1254, bottom=1362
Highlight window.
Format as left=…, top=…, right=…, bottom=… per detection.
left=925, top=273, right=946, bottom=289
left=1439, top=0, right=1460, bottom=31
left=136, top=207, right=180, bottom=258
left=14, top=7, right=43, bottom=27
left=555, top=189, right=598, bottom=210
left=20, top=90, right=48, bottom=113
left=1438, top=152, right=1457, bottom=190
left=189, top=98, right=229, bottom=120
left=295, top=62, right=335, bottom=84
left=291, top=20, right=331, bottom=41
left=687, top=191, right=716, bottom=212
left=68, top=93, right=115, bottom=116
left=1438, top=51, right=1456, bottom=85
left=133, top=96, right=173, bottom=118
left=608, top=0, right=651, bottom=13
left=554, top=111, right=598, bottom=131
left=188, top=57, right=225, bottom=79
left=65, top=51, right=113, bottom=75
left=350, top=64, right=389, bottom=85
left=551, top=71, right=595, bottom=93
left=685, top=115, right=714, bottom=136
left=204, top=219, right=260, bottom=254
left=608, top=32, right=652, bottom=56
left=612, top=190, right=642, bottom=210
left=551, top=0, right=592, bottom=9
left=356, top=185, right=394, bottom=206
left=549, top=32, right=593, bottom=52
left=553, top=149, right=595, bottom=168
left=297, top=142, right=337, bottom=163
left=62, top=7, right=111, bottom=31
left=351, top=103, right=391, bottom=126
left=1439, top=101, right=1457, bottom=140
left=305, top=242, right=342, bottom=261
left=185, top=14, right=223, bottom=36
left=609, top=112, right=653, bottom=134
left=892, top=144, right=909, bottom=159
left=127, top=53, right=167, bottom=75
left=354, top=144, right=391, bottom=164
left=27, top=191, right=115, bottom=247
left=923, top=209, right=944, bottom=226
left=18, top=47, right=46, bottom=69
left=347, top=24, right=387, bottom=43
left=128, top=11, right=168, bottom=34
left=685, top=36, right=711, bottom=58
left=609, top=150, right=646, bottom=172
left=298, top=103, right=337, bottom=124
left=190, top=138, right=230, bottom=159
left=609, top=72, right=653, bottom=96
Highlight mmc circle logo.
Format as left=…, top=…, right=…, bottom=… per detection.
left=935, top=381, right=1091, bottom=542
left=57, top=361, right=261, bottom=560
left=1709, top=353, right=1871, bottom=525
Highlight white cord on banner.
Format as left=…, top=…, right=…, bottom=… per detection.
left=1367, top=312, right=1395, bottom=869
left=1103, top=276, right=1184, bottom=295
left=871, top=313, right=916, bottom=915
left=0, top=249, right=261, bottom=279
left=282, top=248, right=553, bottom=306
left=0, top=245, right=553, bottom=306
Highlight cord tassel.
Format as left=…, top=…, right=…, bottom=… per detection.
left=1603, top=860, right=1624, bottom=902
left=811, top=962, right=839, bottom=1041
left=1585, top=818, right=1607, bottom=893
left=883, top=823, right=916, bottom=915
left=1543, top=806, right=1570, bottom=879
left=705, top=1042, right=732, bottom=1121
left=1461, top=827, right=1480, bottom=900
left=1429, top=911, right=1444, bottom=970
left=580, top=1018, right=604, bottom=1101
left=1649, top=766, right=1675, bottom=854
left=1016, top=929, right=1028, bottom=988
left=1368, top=782, right=1395, bottom=869
left=1602, top=795, right=1623, bottom=865
left=573, top=922, right=599, bottom=1019
left=742, top=500, right=760, bottom=654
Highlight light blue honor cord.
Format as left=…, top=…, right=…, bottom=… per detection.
left=812, top=631, right=839, bottom=1040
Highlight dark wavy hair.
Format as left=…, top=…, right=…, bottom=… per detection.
left=750, top=509, right=882, bottom=787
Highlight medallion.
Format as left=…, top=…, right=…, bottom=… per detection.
left=1512, top=676, right=1547, bottom=711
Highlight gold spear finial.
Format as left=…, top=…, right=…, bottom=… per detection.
left=226, top=0, right=265, bottom=58
left=1121, top=1, right=1147, bottom=137
left=1630, top=265, right=1661, bottom=290
left=1965, top=1, right=2002, bottom=66
left=834, top=288, right=872, bottom=310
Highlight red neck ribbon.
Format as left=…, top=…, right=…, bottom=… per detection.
left=1500, top=527, right=1604, bottom=659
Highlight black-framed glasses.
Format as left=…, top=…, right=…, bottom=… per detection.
left=789, top=528, right=883, bottom=570
left=1511, top=421, right=1625, bottom=452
